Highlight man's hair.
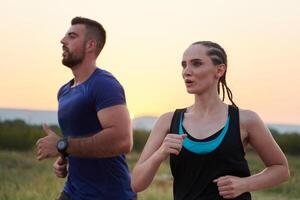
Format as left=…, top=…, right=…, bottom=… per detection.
left=71, top=17, right=106, bottom=57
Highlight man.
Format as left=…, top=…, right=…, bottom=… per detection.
left=36, top=17, right=136, bottom=200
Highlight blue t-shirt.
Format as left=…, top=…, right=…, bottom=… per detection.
left=57, top=68, right=135, bottom=200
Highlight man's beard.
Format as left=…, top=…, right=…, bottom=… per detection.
left=62, top=49, right=85, bottom=68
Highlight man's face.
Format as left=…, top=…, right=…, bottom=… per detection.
left=60, top=24, right=87, bottom=68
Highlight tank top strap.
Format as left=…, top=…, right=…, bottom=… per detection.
left=228, top=105, right=246, bottom=155
left=228, top=105, right=240, bottom=134
left=170, top=108, right=187, bottom=134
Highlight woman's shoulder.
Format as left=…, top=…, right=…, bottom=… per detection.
left=156, top=111, right=175, bottom=124
left=156, top=108, right=187, bottom=124
left=152, top=111, right=176, bottom=133
left=238, top=107, right=264, bottom=129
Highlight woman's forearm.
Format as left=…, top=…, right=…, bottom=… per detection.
left=245, top=164, right=289, bottom=192
left=131, top=151, right=166, bottom=192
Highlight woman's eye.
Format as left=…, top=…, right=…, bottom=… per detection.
left=193, top=61, right=202, bottom=66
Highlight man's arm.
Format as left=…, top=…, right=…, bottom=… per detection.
left=67, top=104, right=133, bottom=157
left=36, top=104, right=132, bottom=160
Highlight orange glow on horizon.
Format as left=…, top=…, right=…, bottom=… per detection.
left=1, top=0, right=299, bottom=124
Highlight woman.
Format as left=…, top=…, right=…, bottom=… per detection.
left=131, top=41, right=289, bottom=199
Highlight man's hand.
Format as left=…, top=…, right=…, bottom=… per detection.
left=53, top=156, right=68, bottom=178
left=36, top=124, right=60, bottom=160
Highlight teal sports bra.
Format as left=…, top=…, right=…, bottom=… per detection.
left=178, top=112, right=230, bottom=154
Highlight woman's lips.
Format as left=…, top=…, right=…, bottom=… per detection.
left=185, top=80, right=193, bottom=87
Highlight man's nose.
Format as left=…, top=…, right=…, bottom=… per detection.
left=60, top=36, right=66, bottom=45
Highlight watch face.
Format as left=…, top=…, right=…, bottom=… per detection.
left=58, top=140, right=67, bottom=150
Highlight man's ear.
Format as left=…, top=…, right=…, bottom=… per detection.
left=86, top=39, right=97, bottom=53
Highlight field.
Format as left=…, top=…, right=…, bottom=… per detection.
left=0, top=150, right=299, bottom=200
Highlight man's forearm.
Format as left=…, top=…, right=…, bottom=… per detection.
left=67, top=127, right=132, bottom=158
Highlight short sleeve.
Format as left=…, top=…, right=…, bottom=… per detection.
left=91, top=76, right=126, bottom=112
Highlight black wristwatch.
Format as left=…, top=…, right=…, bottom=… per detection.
left=56, top=137, right=69, bottom=158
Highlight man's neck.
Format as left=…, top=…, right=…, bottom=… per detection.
left=71, top=59, right=97, bottom=87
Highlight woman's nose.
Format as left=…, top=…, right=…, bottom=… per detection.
left=183, top=65, right=192, bottom=76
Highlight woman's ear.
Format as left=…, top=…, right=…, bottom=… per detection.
left=215, top=64, right=226, bottom=79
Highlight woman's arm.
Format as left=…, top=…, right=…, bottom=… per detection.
left=214, top=110, right=289, bottom=199
left=131, top=112, right=186, bottom=192
left=241, top=109, right=289, bottom=191
left=214, top=109, right=289, bottom=199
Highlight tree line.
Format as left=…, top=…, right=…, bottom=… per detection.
left=0, top=119, right=300, bottom=155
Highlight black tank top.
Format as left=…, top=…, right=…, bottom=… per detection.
left=169, top=105, right=251, bottom=200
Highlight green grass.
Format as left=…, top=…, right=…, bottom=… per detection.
left=0, top=150, right=299, bottom=200
left=0, top=151, right=64, bottom=200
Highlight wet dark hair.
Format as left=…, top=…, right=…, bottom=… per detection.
left=71, top=17, right=106, bottom=57
left=192, top=41, right=236, bottom=106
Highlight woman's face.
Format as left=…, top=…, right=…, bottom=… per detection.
left=181, top=44, right=222, bottom=95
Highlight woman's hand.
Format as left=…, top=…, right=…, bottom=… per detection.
left=214, top=175, right=247, bottom=199
left=157, top=133, right=187, bottom=161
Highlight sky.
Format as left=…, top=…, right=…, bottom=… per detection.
left=1, top=0, right=300, bottom=124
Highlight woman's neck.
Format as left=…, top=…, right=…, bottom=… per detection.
left=190, top=91, right=227, bottom=117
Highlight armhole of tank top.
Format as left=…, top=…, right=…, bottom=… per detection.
left=231, top=105, right=247, bottom=155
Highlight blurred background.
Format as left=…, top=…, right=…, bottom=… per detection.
left=0, top=0, right=299, bottom=199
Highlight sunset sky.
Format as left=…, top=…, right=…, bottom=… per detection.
left=1, top=0, right=300, bottom=124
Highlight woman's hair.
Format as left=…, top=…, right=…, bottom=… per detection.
left=192, top=41, right=236, bottom=107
